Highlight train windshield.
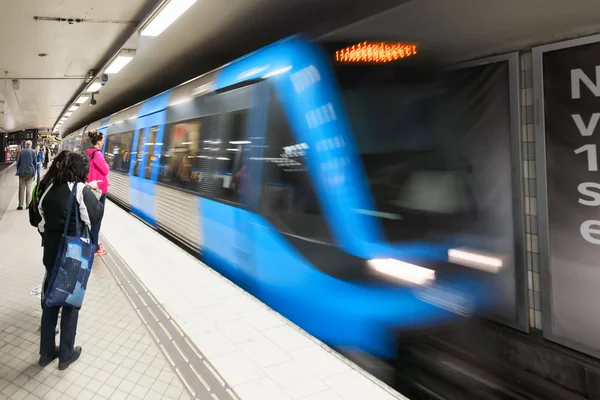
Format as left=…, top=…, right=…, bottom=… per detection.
left=334, top=63, right=477, bottom=242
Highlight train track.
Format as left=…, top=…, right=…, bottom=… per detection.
left=392, top=337, right=586, bottom=400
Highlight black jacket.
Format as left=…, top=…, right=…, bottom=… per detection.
left=40, top=182, right=104, bottom=268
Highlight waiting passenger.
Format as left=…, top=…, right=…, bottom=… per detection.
left=86, top=130, right=110, bottom=256
left=35, top=145, right=43, bottom=183
left=16, top=140, right=37, bottom=210
left=38, top=152, right=104, bottom=369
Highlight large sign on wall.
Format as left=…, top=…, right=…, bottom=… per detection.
left=535, top=37, right=600, bottom=354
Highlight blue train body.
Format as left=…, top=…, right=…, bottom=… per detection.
left=63, top=36, right=498, bottom=358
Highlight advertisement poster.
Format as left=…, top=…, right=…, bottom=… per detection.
left=542, top=40, right=600, bottom=351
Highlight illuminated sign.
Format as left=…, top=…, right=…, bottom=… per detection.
left=335, top=42, right=417, bottom=64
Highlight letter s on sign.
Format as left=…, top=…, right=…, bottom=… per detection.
left=578, top=182, right=600, bottom=206
left=581, top=220, right=600, bottom=245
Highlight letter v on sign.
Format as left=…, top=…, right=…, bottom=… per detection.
left=572, top=113, right=600, bottom=136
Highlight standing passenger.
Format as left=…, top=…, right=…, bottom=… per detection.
left=38, top=153, right=104, bottom=369
left=36, top=145, right=44, bottom=183
left=16, top=140, right=37, bottom=210
left=86, top=131, right=110, bottom=255
left=43, top=145, right=50, bottom=169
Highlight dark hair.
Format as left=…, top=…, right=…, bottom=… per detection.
left=40, top=150, right=70, bottom=186
left=56, top=153, right=90, bottom=184
left=88, top=130, right=104, bottom=146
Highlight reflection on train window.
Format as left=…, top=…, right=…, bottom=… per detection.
left=259, top=89, right=332, bottom=243
left=132, top=129, right=145, bottom=176
left=144, top=126, right=158, bottom=180
left=82, top=136, right=91, bottom=152
left=104, top=132, right=133, bottom=173
left=213, top=110, right=249, bottom=203
left=159, top=119, right=210, bottom=192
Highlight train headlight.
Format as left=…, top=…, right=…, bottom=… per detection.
left=448, top=248, right=503, bottom=273
left=367, top=258, right=435, bottom=286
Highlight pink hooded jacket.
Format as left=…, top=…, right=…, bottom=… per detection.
left=86, top=148, right=110, bottom=194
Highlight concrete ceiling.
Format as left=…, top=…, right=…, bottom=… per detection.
left=56, top=0, right=404, bottom=137
left=322, top=0, right=600, bottom=64
left=0, top=0, right=161, bottom=133
left=17, top=0, right=600, bottom=137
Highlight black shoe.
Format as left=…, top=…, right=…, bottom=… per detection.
left=39, top=347, right=59, bottom=367
left=58, top=346, right=82, bottom=371
left=17, top=206, right=23, bottom=210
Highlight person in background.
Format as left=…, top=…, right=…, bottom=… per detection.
left=43, top=145, right=50, bottom=169
left=38, top=152, right=103, bottom=369
left=35, top=145, right=44, bottom=183
left=16, top=140, right=37, bottom=210
left=86, top=130, right=110, bottom=255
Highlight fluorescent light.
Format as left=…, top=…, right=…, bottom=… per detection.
left=68, top=105, right=79, bottom=112
left=105, top=50, right=136, bottom=74
left=368, top=258, right=435, bottom=286
left=448, top=249, right=503, bottom=273
left=65, top=112, right=73, bottom=117
left=229, top=140, right=251, bottom=145
left=182, top=141, right=192, bottom=145
left=226, top=148, right=240, bottom=152
left=76, top=96, right=89, bottom=104
left=216, top=157, right=230, bottom=161
left=86, top=82, right=102, bottom=93
left=141, top=0, right=197, bottom=37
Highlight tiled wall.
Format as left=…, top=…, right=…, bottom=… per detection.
left=520, top=52, right=542, bottom=330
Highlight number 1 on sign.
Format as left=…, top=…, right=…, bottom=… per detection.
left=575, top=144, right=598, bottom=171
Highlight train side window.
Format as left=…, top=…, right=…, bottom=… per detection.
left=159, top=119, right=212, bottom=193
left=213, top=110, right=249, bottom=203
left=260, top=89, right=332, bottom=243
left=144, top=126, right=158, bottom=180
left=105, top=132, right=134, bottom=173
left=132, top=129, right=145, bottom=176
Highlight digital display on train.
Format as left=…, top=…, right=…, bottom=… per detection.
left=334, top=42, right=418, bottom=64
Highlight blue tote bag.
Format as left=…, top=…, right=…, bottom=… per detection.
left=44, top=184, right=96, bottom=309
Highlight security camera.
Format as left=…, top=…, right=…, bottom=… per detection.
left=90, top=94, right=97, bottom=106
left=101, top=74, right=108, bottom=86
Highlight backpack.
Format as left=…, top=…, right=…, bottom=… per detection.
left=29, top=183, right=42, bottom=227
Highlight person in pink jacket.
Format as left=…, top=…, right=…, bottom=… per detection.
left=86, top=130, right=110, bottom=255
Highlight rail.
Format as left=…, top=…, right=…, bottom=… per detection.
left=0, top=162, right=17, bottom=221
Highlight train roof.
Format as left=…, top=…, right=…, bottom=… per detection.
left=63, top=35, right=306, bottom=140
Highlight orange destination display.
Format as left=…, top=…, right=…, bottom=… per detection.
left=335, top=42, right=418, bottom=64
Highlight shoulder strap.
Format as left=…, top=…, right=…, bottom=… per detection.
left=90, top=149, right=98, bottom=160
left=63, top=184, right=78, bottom=236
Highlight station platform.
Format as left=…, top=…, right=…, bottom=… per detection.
left=0, top=190, right=407, bottom=400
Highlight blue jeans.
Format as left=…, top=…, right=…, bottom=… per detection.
left=91, top=194, right=106, bottom=245
left=40, top=270, right=79, bottom=361
left=36, top=162, right=41, bottom=183
left=40, top=304, right=79, bottom=361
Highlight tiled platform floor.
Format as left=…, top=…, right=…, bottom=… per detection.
left=1, top=184, right=407, bottom=400
left=0, top=193, right=191, bottom=400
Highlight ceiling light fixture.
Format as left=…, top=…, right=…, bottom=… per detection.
left=64, top=112, right=72, bottom=117
left=86, top=81, right=102, bottom=93
left=76, top=96, right=89, bottom=104
left=141, top=0, right=197, bottom=37
left=105, top=49, right=136, bottom=74
left=68, top=105, right=79, bottom=112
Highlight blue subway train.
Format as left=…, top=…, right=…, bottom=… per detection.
left=62, top=36, right=502, bottom=359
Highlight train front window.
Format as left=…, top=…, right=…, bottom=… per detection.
left=334, top=63, right=476, bottom=241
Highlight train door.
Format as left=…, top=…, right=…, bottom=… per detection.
left=129, top=111, right=167, bottom=225
left=201, top=83, right=262, bottom=291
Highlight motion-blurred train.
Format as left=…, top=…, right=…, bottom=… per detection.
left=62, top=35, right=502, bottom=359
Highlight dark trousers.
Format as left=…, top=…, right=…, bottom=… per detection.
left=40, top=305, right=79, bottom=361
left=40, top=266, right=79, bottom=361
left=91, top=194, right=106, bottom=244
